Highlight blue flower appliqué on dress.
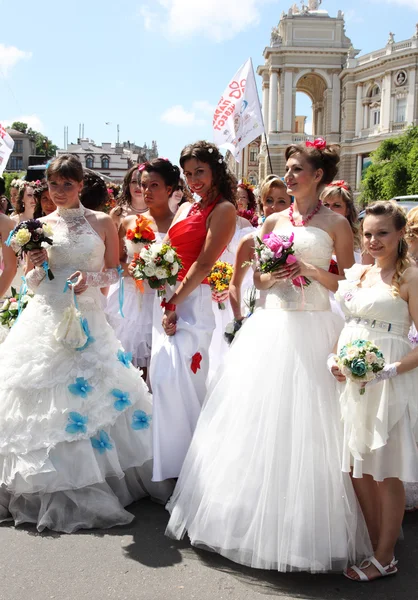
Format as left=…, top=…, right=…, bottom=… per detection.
left=68, top=377, right=93, bottom=398
left=66, top=412, right=88, bottom=434
left=76, top=318, right=96, bottom=352
left=111, top=389, right=132, bottom=411
left=117, top=349, right=132, bottom=368
left=91, top=430, right=113, bottom=454
left=132, top=410, right=151, bottom=430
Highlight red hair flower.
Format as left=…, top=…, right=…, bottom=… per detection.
left=306, top=137, right=327, bottom=150
left=329, top=180, right=349, bottom=191
left=191, top=352, right=202, bottom=374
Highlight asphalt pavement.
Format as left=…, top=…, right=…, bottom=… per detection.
left=0, top=499, right=417, bottom=600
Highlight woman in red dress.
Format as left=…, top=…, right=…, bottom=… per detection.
left=150, top=141, right=236, bottom=482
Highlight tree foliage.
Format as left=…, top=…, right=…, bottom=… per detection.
left=10, top=121, right=58, bottom=158
left=360, top=126, right=418, bottom=204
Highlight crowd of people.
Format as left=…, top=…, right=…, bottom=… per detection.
left=0, top=138, right=417, bottom=583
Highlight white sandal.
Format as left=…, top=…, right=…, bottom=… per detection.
left=344, top=556, right=398, bottom=582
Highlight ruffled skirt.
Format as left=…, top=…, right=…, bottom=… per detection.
left=0, top=292, right=173, bottom=532
left=166, top=307, right=372, bottom=572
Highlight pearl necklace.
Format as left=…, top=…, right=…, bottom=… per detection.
left=289, top=200, right=322, bottom=227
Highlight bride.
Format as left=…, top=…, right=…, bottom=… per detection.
left=166, top=139, right=372, bottom=572
left=0, top=154, right=172, bottom=533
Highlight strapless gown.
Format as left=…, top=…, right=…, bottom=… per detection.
left=166, top=225, right=372, bottom=572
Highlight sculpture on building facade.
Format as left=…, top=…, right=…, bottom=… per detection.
left=271, top=25, right=282, bottom=46
left=414, top=23, right=418, bottom=39
left=308, top=0, right=322, bottom=10
left=388, top=32, right=395, bottom=45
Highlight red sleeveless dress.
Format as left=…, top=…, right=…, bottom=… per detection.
left=168, top=197, right=221, bottom=285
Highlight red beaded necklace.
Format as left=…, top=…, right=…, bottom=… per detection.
left=289, top=200, right=322, bottom=227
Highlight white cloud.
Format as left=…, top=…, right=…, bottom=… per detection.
left=161, top=105, right=206, bottom=127
left=192, top=100, right=216, bottom=115
left=138, top=0, right=273, bottom=42
left=0, top=44, right=32, bottom=76
left=3, top=115, right=44, bottom=132
left=383, top=0, right=418, bottom=8
left=343, top=10, right=364, bottom=24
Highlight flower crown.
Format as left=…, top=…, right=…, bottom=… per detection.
left=306, top=137, right=327, bottom=151
left=328, top=180, right=349, bottom=191
left=238, top=178, right=255, bottom=192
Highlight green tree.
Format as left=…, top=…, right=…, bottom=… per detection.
left=10, top=121, right=58, bottom=158
left=360, top=125, right=418, bottom=205
left=3, top=172, right=22, bottom=198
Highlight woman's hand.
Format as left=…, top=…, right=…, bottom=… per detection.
left=68, top=270, right=88, bottom=295
left=27, top=248, right=48, bottom=268
left=162, top=309, right=177, bottom=336
left=327, top=353, right=346, bottom=382
left=211, top=289, right=229, bottom=303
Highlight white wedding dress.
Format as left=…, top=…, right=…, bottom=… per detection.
left=106, top=233, right=164, bottom=369
left=0, top=204, right=172, bottom=532
left=166, top=224, right=372, bottom=572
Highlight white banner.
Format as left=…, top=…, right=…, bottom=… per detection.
left=0, top=124, right=14, bottom=176
left=213, top=58, right=265, bottom=163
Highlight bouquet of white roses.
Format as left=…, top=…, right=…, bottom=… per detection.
left=0, top=287, right=33, bottom=329
left=131, top=242, right=182, bottom=297
left=337, top=339, right=385, bottom=395
left=6, top=219, right=54, bottom=280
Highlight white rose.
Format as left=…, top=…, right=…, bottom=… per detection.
left=150, top=243, right=163, bottom=258
left=139, top=247, right=150, bottom=260
left=155, top=266, right=168, bottom=280
left=365, top=351, right=377, bottom=364
left=164, top=250, right=175, bottom=263
left=170, top=262, right=179, bottom=276
left=42, top=223, right=54, bottom=238
left=21, top=294, right=32, bottom=304
left=1, top=299, right=10, bottom=310
left=144, top=265, right=156, bottom=277
left=225, top=322, right=235, bottom=335
left=260, top=249, right=274, bottom=262
left=346, top=347, right=358, bottom=360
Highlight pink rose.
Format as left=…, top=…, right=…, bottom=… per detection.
left=263, top=232, right=283, bottom=255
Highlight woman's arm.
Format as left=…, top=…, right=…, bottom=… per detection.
left=167, top=202, right=236, bottom=307
left=253, top=214, right=284, bottom=291
left=0, top=216, right=17, bottom=298
left=229, top=234, right=255, bottom=320
left=394, top=268, right=418, bottom=375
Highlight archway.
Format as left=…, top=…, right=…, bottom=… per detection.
left=295, top=72, right=328, bottom=137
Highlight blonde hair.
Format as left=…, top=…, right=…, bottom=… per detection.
left=365, top=201, right=411, bottom=297
left=320, top=181, right=361, bottom=250
left=258, top=176, right=288, bottom=214
left=406, top=206, right=418, bottom=242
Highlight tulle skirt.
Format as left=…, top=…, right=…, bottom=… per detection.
left=166, top=307, right=372, bottom=572
left=106, top=278, right=155, bottom=368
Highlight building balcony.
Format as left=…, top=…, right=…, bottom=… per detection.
left=390, top=121, right=407, bottom=133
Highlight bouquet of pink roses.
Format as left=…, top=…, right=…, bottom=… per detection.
left=254, top=232, right=310, bottom=287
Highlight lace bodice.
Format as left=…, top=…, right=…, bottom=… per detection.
left=336, top=264, right=411, bottom=337
left=35, top=204, right=105, bottom=310
left=262, top=225, right=333, bottom=311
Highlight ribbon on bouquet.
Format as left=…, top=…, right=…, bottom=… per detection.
left=117, top=265, right=125, bottom=318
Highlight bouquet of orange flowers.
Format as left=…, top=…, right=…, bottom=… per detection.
left=208, top=261, right=233, bottom=310
left=126, top=215, right=156, bottom=245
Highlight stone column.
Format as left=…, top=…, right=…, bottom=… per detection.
left=331, top=73, right=341, bottom=133
left=282, top=70, right=294, bottom=132
left=406, top=68, right=416, bottom=123
left=356, top=154, right=363, bottom=189
left=262, top=80, right=270, bottom=132
left=381, top=73, right=392, bottom=131
left=355, top=84, right=363, bottom=136
left=269, top=70, right=278, bottom=133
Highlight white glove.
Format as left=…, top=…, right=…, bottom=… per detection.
left=366, top=363, right=398, bottom=387
left=26, top=267, right=46, bottom=291
left=85, top=268, right=120, bottom=287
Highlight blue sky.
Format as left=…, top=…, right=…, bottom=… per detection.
left=1, top=0, right=417, bottom=164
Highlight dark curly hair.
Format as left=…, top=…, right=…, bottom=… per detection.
left=237, top=183, right=256, bottom=212
left=285, top=142, right=340, bottom=186
left=140, top=157, right=181, bottom=189
left=179, top=141, right=237, bottom=206
left=80, top=170, right=108, bottom=210
left=33, top=180, right=50, bottom=218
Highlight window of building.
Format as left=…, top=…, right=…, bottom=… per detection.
left=14, top=140, right=23, bottom=153
left=249, top=147, right=258, bottom=162
left=372, top=109, right=380, bottom=127
left=101, top=156, right=110, bottom=169
left=395, top=97, right=407, bottom=123
left=9, top=156, right=23, bottom=170
left=85, top=155, right=94, bottom=169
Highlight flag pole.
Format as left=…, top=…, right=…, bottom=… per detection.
left=264, top=134, right=273, bottom=175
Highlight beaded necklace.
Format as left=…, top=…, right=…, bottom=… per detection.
left=289, top=200, right=322, bottom=227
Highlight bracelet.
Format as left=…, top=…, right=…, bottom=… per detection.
left=161, top=299, right=176, bottom=312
